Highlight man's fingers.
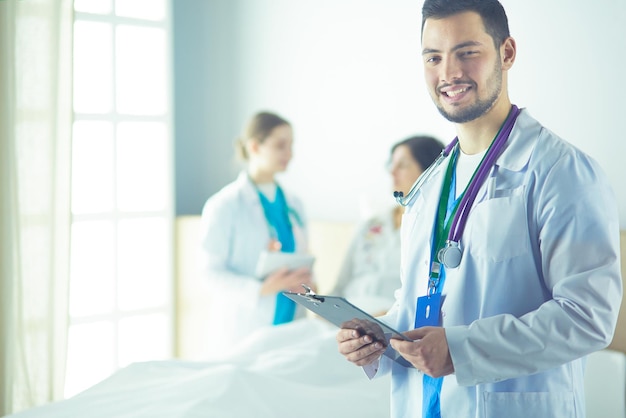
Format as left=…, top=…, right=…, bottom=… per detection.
left=336, top=325, right=387, bottom=367
left=389, top=338, right=416, bottom=355
left=336, top=328, right=358, bottom=343
left=403, top=326, right=433, bottom=340
left=340, top=338, right=385, bottom=365
left=337, top=330, right=376, bottom=349
left=338, top=327, right=383, bottom=349
left=345, top=346, right=386, bottom=366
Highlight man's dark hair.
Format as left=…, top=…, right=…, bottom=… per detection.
left=421, top=0, right=511, bottom=48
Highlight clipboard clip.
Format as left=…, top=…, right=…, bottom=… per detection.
left=301, top=284, right=324, bottom=302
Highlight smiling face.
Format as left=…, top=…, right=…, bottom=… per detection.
left=421, top=11, right=510, bottom=124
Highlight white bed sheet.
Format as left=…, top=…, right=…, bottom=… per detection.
left=8, top=319, right=391, bottom=418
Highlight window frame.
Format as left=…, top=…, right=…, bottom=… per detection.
left=66, top=1, right=175, bottom=398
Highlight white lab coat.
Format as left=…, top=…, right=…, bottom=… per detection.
left=331, top=210, right=402, bottom=314
left=200, top=172, right=309, bottom=358
left=372, top=109, right=623, bottom=418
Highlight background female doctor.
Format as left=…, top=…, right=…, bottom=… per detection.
left=200, top=111, right=313, bottom=358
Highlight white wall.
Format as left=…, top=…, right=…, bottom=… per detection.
left=175, top=0, right=626, bottom=226
left=235, top=0, right=444, bottom=221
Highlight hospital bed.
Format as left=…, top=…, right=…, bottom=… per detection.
left=6, top=218, right=626, bottom=418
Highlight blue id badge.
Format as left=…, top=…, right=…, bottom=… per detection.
left=414, top=293, right=443, bottom=328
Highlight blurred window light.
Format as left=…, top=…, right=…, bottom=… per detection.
left=74, top=0, right=112, bottom=15
left=66, top=2, right=173, bottom=399
left=116, top=25, right=168, bottom=115
left=73, top=21, right=113, bottom=114
left=71, top=121, right=115, bottom=214
left=118, top=313, right=170, bottom=368
left=117, top=217, right=169, bottom=310
left=116, top=0, right=167, bottom=21
left=116, top=121, right=169, bottom=211
left=64, top=322, right=116, bottom=397
left=69, top=220, right=116, bottom=317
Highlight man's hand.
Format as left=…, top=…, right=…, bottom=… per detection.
left=336, top=319, right=387, bottom=366
left=390, top=326, right=454, bottom=377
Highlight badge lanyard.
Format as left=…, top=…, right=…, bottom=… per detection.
left=418, top=161, right=463, bottom=418
left=428, top=150, right=462, bottom=296
left=414, top=151, right=464, bottom=329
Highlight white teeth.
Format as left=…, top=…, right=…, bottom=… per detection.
left=446, top=88, right=467, bottom=97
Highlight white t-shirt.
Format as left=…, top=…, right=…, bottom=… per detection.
left=455, top=149, right=487, bottom=199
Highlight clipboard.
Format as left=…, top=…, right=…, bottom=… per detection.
left=282, top=287, right=413, bottom=368
left=255, top=251, right=315, bottom=278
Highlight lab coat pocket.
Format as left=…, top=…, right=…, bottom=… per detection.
left=467, top=192, right=529, bottom=262
left=483, top=391, right=575, bottom=418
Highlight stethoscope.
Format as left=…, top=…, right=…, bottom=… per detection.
left=250, top=175, right=304, bottom=251
left=394, top=105, right=521, bottom=269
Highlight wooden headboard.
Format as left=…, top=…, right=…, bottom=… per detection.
left=608, top=231, right=626, bottom=354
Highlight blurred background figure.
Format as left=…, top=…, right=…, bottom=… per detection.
left=199, top=111, right=314, bottom=358
left=331, top=136, right=444, bottom=315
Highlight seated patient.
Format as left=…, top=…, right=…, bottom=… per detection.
left=330, top=136, right=443, bottom=315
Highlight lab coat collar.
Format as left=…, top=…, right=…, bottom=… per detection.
left=405, top=108, right=540, bottom=243
left=236, top=171, right=262, bottom=205
left=235, top=170, right=298, bottom=211
left=495, top=108, right=541, bottom=172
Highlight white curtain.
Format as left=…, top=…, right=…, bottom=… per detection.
left=0, top=0, right=74, bottom=414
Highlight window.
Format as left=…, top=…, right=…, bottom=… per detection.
left=66, top=0, right=173, bottom=397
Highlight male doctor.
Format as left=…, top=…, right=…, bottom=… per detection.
left=336, top=0, right=623, bottom=417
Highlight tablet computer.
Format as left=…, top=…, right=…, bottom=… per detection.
left=255, top=251, right=315, bottom=278
left=282, top=290, right=413, bottom=368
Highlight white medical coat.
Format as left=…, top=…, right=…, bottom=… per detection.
left=200, top=172, right=308, bottom=357
left=331, top=210, right=401, bottom=314
left=372, top=109, right=622, bottom=418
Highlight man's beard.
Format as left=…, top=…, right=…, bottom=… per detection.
left=435, top=61, right=502, bottom=124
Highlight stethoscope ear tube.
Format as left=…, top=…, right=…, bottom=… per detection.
left=394, top=139, right=458, bottom=207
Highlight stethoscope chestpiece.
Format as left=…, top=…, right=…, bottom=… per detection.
left=437, top=240, right=462, bottom=269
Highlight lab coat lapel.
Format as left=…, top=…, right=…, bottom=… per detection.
left=474, top=109, right=540, bottom=204
left=496, top=108, right=540, bottom=173
left=402, top=159, right=448, bottom=264
left=237, top=171, right=261, bottom=205
left=237, top=172, right=270, bottom=237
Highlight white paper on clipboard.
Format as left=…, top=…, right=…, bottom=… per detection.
left=254, top=251, right=315, bottom=278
